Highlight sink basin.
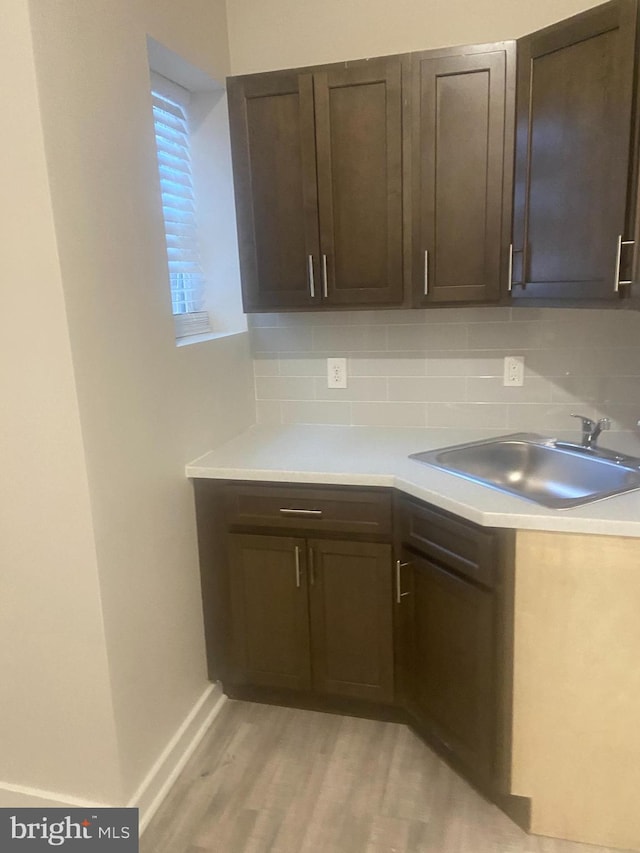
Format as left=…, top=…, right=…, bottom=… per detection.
left=410, top=433, right=640, bottom=509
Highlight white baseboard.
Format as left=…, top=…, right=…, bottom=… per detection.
left=0, top=682, right=227, bottom=834
left=0, top=783, right=111, bottom=810
left=129, top=682, right=227, bottom=834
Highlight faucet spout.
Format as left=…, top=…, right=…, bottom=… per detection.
left=570, top=413, right=611, bottom=448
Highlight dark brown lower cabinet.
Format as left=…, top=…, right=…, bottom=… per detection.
left=309, top=539, right=393, bottom=703
left=227, top=531, right=393, bottom=704
left=394, top=494, right=518, bottom=811
left=194, top=481, right=524, bottom=827
left=228, top=533, right=311, bottom=691
left=404, top=547, right=495, bottom=786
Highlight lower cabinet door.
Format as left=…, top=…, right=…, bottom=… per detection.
left=409, top=550, right=495, bottom=782
left=228, top=533, right=311, bottom=691
left=308, top=539, right=394, bottom=703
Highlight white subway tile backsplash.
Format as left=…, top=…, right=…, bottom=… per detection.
left=351, top=401, right=427, bottom=428
left=466, top=376, right=551, bottom=404
left=278, top=356, right=327, bottom=377
left=423, top=306, right=510, bottom=324
left=387, top=323, right=468, bottom=350
left=253, top=355, right=280, bottom=376
left=249, top=308, right=640, bottom=430
left=255, top=376, right=311, bottom=400
left=506, top=404, right=586, bottom=433
left=350, top=354, right=428, bottom=376
left=467, top=322, right=537, bottom=350
left=426, top=352, right=504, bottom=377
left=601, top=403, right=640, bottom=431
left=349, top=309, right=426, bottom=325
left=585, top=348, right=640, bottom=377
left=522, top=348, right=585, bottom=378
left=602, top=377, right=640, bottom=405
left=314, top=376, right=388, bottom=402
left=548, top=376, right=608, bottom=405
left=281, top=400, right=351, bottom=425
left=251, top=326, right=311, bottom=353
left=427, top=402, right=508, bottom=429
left=388, top=377, right=467, bottom=402
left=312, top=324, right=386, bottom=351
left=247, top=313, right=278, bottom=328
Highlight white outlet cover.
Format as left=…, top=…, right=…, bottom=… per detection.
left=503, top=356, right=524, bottom=387
left=327, top=357, right=347, bottom=389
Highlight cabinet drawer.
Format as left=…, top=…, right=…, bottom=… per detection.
left=225, top=483, right=392, bottom=537
left=400, top=498, right=497, bottom=588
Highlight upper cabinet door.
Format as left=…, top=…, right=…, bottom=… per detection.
left=410, top=44, right=516, bottom=306
left=314, top=59, right=404, bottom=306
left=513, top=0, right=638, bottom=301
left=227, top=72, right=320, bottom=311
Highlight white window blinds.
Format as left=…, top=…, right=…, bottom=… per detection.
left=152, top=87, right=205, bottom=316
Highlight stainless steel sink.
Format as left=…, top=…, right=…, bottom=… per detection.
left=410, top=433, right=640, bottom=509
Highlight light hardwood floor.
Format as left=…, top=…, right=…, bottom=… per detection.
left=141, top=700, right=629, bottom=853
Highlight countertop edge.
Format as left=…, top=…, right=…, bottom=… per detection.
left=184, top=424, right=640, bottom=538
left=185, top=463, right=640, bottom=538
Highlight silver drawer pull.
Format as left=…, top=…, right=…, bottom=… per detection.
left=279, top=508, right=323, bottom=517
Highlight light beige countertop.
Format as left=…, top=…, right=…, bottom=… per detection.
left=186, top=424, right=640, bottom=537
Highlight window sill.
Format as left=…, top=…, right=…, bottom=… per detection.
left=175, top=329, right=247, bottom=348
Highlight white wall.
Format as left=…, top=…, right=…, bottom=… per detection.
left=3, top=0, right=255, bottom=804
left=226, top=0, right=604, bottom=73
left=0, top=0, right=122, bottom=805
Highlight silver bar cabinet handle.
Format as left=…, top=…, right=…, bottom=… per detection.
left=424, top=250, right=429, bottom=296
left=308, top=255, right=315, bottom=298
left=507, top=243, right=513, bottom=293
left=294, top=545, right=301, bottom=588
left=614, top=236, right=635, bottom=291
left=395, top=560, right=411, bottom=605
left=614, top=235, right=623, bottom=293
left=279, top=508, right=323, bottom=518
left=322, top=254, right=328, bottom=298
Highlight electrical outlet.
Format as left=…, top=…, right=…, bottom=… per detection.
left=503, top=356, right=524, bottom=387
left=327, top=357, right=347, bottom=389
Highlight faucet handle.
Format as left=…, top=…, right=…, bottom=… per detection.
left=597, top=417, right=611, bottom=431
left=570, top=413, right=595, bottom=432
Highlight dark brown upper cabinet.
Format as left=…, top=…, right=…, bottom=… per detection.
left=512, top=0, right=638, bottom=302
left=408, top=43, right=516, bottom=306
left=227, top=58, right=404, bottom=312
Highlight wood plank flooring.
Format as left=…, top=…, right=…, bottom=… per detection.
left=141, top=700, right=628, bottom=853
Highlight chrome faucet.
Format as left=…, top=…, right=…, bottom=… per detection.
left=570, top=413, right=611, bottom=448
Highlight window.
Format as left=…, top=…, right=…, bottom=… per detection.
left=151, top=74, right=210, bottom=336
left=147, top=38, right=247, bottom=344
